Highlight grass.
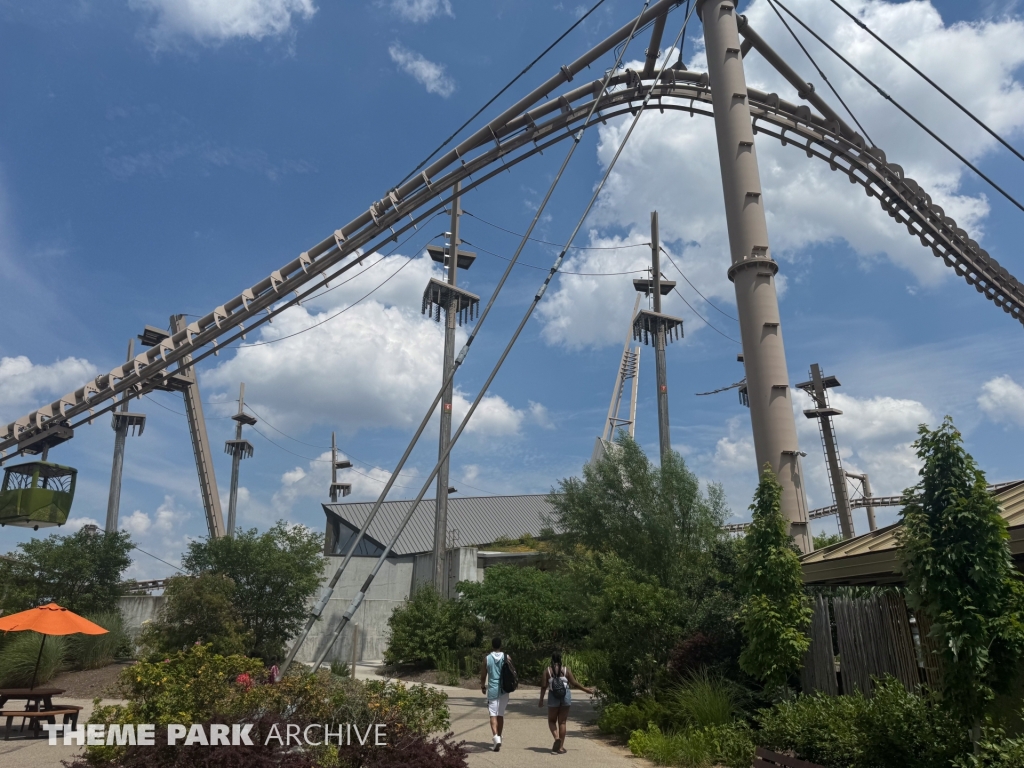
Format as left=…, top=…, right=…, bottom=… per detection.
left=330, top=660, right=351, bottom=678
left=0, top=631, right=66, bottom=687
left=65, top=611, right=131, bottom=670
left=667, top=669, right=742, bottom=729
left=433, top=649, right=461, bottom=686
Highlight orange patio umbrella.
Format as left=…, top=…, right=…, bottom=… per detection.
left=0, top=603, right=107, bottom=689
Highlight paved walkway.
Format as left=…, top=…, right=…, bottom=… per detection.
left=356, top=662, right=649, bottom=768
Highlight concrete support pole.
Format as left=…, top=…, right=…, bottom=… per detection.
left=651, top=212, right=672, bottom=463
left=862, top=473, right=876, bottom=532
left=433, top=180, right=460, bottom=595
left=699, top=0, right=810, bottom=551
left=105, top=339, right=133, bottom=533
left=226, top=383, right=245, bottom=538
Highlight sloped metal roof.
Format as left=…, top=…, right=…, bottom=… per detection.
left=801, top=480, right=1024, bottom=586
left=323, top=494, right=560, bottom=556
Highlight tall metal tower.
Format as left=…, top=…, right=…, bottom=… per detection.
left=700, top=0, right=811, bottom=552
left=105, top=338, right=146, bottom=533
left=421, top=180, right=480, bottom=594
left=224, top=382, right=256, bottom=538
left=844, top=471, right=876, bottom=532
left=632, top=211, right=683, bottom=463
left=593, top=295, right=643, bottom=464
left=329, top=432, right=352, bottom=502
left=798, top=364, right=854, bottom=539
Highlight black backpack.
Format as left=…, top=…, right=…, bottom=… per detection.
left=499, top=653, right=518, bottom=694
left=549, top=664, right=567, bottom=701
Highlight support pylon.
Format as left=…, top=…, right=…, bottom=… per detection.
left=798, top=365, right=854, bottom=540
left=224, top=382, right=256, bottom=538
left=105, top=338, right=146, bottom=533
left=700, top=0, right=811, bottom=552
left=330, top=432, right=352, bottom=502
left=632, top=211, right=683, bottom=464
left=845, top=471, right=876, bottom=532
left=593, top=294, right=643, bottom=464
left=422, top=180, right=479, bottom=595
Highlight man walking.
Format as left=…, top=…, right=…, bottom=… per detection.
left=480, top=637, right=510, bottom=752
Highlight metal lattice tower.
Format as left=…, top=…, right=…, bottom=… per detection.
left=593, top=295, right=642, bottom=463
left=224, top=382, right=256, bottom=538
left=798, top=364, right=855, bottom=539
left=421, top=180, right=480, bottom=595
left=632, top=211, right=683, bottom=463
left=105, top=338, right=146, bottom=533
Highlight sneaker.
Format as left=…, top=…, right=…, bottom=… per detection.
left=552, top=738, right=562, bottom=753
left=493, top=735, right=501, bottom=752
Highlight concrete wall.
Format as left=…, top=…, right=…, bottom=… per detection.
left=289, top=547, right=484, bottom=665
left=119, top=594, right=165, bottom=639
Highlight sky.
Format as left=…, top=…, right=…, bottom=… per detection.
left=1, top=0, right=1023, bottom=579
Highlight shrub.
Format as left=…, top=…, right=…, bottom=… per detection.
left=668, top=669, right=741, bottom=729
left=954, top=722, right=1024, bottom=768
left=0, top=631, right=65, bottom=687
left=66, top=610, right=131, bottom=670
left=139, top=574, right=250, bottom=657
left=433, top=649, right=460, bottom=686
left=628, top=723, right=754, bottom=768
left=329, top=659, right=351, bottom=678
left=755, top=677, right=967, bottom=768
left=738, top=465, right=811, bottom=691
left=385, top=587, right=480, bottom=667
left=598, top=698, right=671, bottom=741
left=562, top=649, right=608, bottom=688
left=364, top=679, right=452, bottom=735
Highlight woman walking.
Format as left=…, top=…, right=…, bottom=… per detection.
left=538, top=651, right=595, bottom=754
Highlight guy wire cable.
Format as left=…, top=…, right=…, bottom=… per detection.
left=398, top=0, right=611, bottom=187
left=769, top=0, right=1024, bottom=217
left=827, top=0, right=1024, bottom=165
left=309, top=5, right=700, bottom=671
left=280, top=0, right=658, bottom=675
left=659, top=246, right=738, bottom=320
left=763, top=0, right=873, bottom=146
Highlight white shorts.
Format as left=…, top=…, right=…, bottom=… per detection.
left=488, top=694, right=509, bottom=716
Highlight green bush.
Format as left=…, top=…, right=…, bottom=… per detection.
left=329, top=660, right=351, bottom=678
left=563, top=649, right=608, bottom=688
left=598, top=698, right=671, bottom=741
left=66, top=611, right=131, bottom=670
left=384, top=586, right=480, bottom=667
left=433, top=648, right=461, bottom=686
left=954, top=722, right=1024, bottom=768
left=0, top=631, right=65, bottom=687
left=139, top=573, right=250, bottom=657
left=668, top=669, right=741, bottom=729
left=628, top=723, right=754, bottom=768
left=755, top=677, right=967, bottom=768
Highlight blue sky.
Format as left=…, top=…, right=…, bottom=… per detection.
left=2, top=0, right=1023, bottom=579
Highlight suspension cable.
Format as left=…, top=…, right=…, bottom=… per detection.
left=463, top=238, right=648, bottom=275
left=659, top=246, right=737, bottom=321
left=464, top=209, right=652, bottom=250
left=397, top=0, right=610, bottom=187
left=307, top=3, right=701, bottom=672
left=280, top=0, right=659, bottom=676
left=827, top=0, right=1024, bottom=166
left=764, top=0, right=873, bottom=146
left=770, top=0, right=1024, bottom=216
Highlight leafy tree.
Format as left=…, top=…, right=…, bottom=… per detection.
left=0, top=529, right=133, bottom=615
left=181, top=521, right=325, bottom=662
left=812, top=531, right=842, bottom=550
left=550, top=434, right=728, bottom=591
left=897, top=417, right=1024, bottom=727
left=737, top=465, right=811, bottom=691
left=384, top=586, right=481, bottom=666
left=140, top=573, right=251, bottom=657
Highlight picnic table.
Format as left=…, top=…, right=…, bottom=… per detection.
left=0, top=688, right=81, bottom=740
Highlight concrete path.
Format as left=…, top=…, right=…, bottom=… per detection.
left=355, top=662, right=649, bottom=768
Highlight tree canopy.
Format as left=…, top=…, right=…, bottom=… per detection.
left=181, top=521, right=325, bottom=663
left=897, top=417, right=1024, bottom=726
left=0, top=528, right=133, bottom=616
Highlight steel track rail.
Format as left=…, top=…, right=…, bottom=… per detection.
left=5, top=67, right=1022, bottom=457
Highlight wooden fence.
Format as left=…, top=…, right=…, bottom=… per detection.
left=801, top=592, right=931, bottom=696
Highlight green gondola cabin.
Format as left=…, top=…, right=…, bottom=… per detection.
left=0, top=462, right=77, bottom=530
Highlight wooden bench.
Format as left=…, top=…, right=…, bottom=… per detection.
left=1, top=706, right=82, bottom=740
left=754, top=747, right=825, bottom=768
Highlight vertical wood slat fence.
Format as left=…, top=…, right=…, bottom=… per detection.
left=802, top=593, right=926, bottom=697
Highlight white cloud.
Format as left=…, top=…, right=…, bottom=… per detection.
left=539, top=0, right=1024, bottom=348
left=0, top=355, right=98, bottom=425
left=388, top=43, right=456, bottom=97
left=384, top=0, right=453, bottom=23
left=123, top=510, right=153, bottom=535
left=66, top=516, right=102, bottom=532
left=978, top=375, right=1024, bottom=427
left=129, top=0, right=316, bottom=48
left=204, top=250, right=538, bottom=444
left=528, top=401, right=555, bottom=429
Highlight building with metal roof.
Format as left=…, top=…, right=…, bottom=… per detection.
left=322, top=493, right=559, bottom=557
left=801, top=480, right=1024, bottom=586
